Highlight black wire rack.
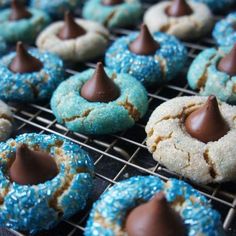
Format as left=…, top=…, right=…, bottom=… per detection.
left=2, top=2, right=236, bottom=236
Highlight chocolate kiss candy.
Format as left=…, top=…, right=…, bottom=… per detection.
left=185, top=95, right=230, bottom=143
left=218, top=44, right=236, bottom=76
left=102, top=0, right=123, bottom=5
left=125, top=192, right=186, bottom=236
left=166, top=0, right=193, bottom=17
left=9, top=0, right=32, bottom=21
left=80, top=62, right=120, bottom=103
left=58, top=11, right=86, bottom=40
left=9, top=144, right=58, bottom=185
left=129, top=24, right=160, bottom=55
left=9, top=42, right=43, bottom=73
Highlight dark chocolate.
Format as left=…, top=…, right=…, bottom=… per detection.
left=9, top=0, right=32, bottom=21
left=9, top=144, right=58, bottom=185
left=185, top=95, right=230, bottom=143
left=218, top=44, right=236, bottom=76
left=80, top=62, right=120, bottom=103
left=58, top=11, right=86, bottom=40
left=129, top=24, right=159, bottom=55
left=9, top=42, right=43, bottom=73
left=125, top=192, right=186, bottom=236
left=102, top=0, right=123, bottom=5
left=166, top=0, right=193, bottom=17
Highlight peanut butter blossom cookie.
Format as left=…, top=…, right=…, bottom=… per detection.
left=0, top=42, right=64, bottom=102
left=193, top=0, right=235, bottom=13
left=85, top=175, right=224, bottom=236
left=213, top=13, right=236, bottom=46
left=37, top=12, right=109, bottom=62
left=0, top=0, right=50, bottom=43
left=30, top=0, right=83, bottom=18
left=0, top=100, right=13, bottom=141
left=105, top=24, right=187, bottom=87
left=146, top=96, right=236, bottom=184
left=144, top=0, right=213, bottom=40
left=188, top=45, right=236, bottom=103
left=0, top=133, right=94, bottom=234
left=82, top=0, right=142, bottom=29
left=51, top=63, right=148, bottom=135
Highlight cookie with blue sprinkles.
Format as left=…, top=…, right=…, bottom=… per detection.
left=105, top=24, right=187, bottom=87
left=193, top=0, right=235, bottom=13
left=213, top=12, right=236, bottom=46
left=51, top=62, right=148, bottom=135
left=0, top=133, right=94, bottom=234
left=187, top=45, right=236, bottom=103
left=0, top=1, right=50, bottom=44
left=85, top=175, right=225, bottom=236
left=0, top=42, right=65, bottom=103
left=30, top=0, right=83, bottom=19
left=82, top=0, right=142, bottom=29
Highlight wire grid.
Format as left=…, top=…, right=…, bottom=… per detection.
left=4, top=6, right=236, bottom=236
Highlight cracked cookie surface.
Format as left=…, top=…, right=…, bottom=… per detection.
left=82, top=0, right=142, bottom=29
left=188, top=46, right=236, bottom=103
left=85, top=175, right=224, bottom=236
left=144, top=1, right=213, bottom=40
left=50, top=67, right=148, bottom=135
left=0, top=48, right=65, bottom=102
left=146, top=96, right=236, bottom=184
left=0, top=100, right=13, bottom=141
left=36, top=18, right=109, bottom=62
left=213, top=12, right=236, bottom=46
left=0, top=133, right=94, bottom=234
left=105, top=31, right=187, bottom=87
left=0, top=8, right=50, bottom=43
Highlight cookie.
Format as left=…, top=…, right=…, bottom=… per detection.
left=146, top=96, right=236, bottom=184
left=0, top=133, right=94, bottom=234
left=144, top=0, right=213, bottom=40
left=30, top=0, right=83, bottom=18
left=36, top=13, right=109, bottom=62
left=105, top=24, right=187, bottom=87
left=193, top=0, right=235, bottom=13
left=0, top=100, right=13, bottom=141
left=82, top=0, right=142, bottom=29
left=187, top=45, right=236, bottom=103
left=51, top=63, right=148, bottom=135
left=213, top=12, right=236, bottom=46
left=0, top=42, right=65, bottom=102
left=0, top=1, right=50, bottom=43
left=85, top=175, right=224, bottom=236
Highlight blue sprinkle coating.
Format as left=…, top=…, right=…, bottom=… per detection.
left=0, top=37, right=6, bottom=56
left=85, top=175, right=225, bottom=236
left=0, top=48, right=65, bottom=102
left=51, top=67, right=148, bottom=135
left=30, top=0, right=83, bottom=18
left=187, top=45, right=236, bottom=104
left=193, top=0, right=235, bottom=13
left=0, top=8, right=50, bottom=43
left=0, top=133, right=94, bottom=234
left=213, top=12, right=236, bottom=46
left=82, top=0, right=142, bottom=29
left=105, top=32, right=187, bottom=87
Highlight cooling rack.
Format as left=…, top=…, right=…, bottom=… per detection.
left=1, top=2, right=236, bottom=236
